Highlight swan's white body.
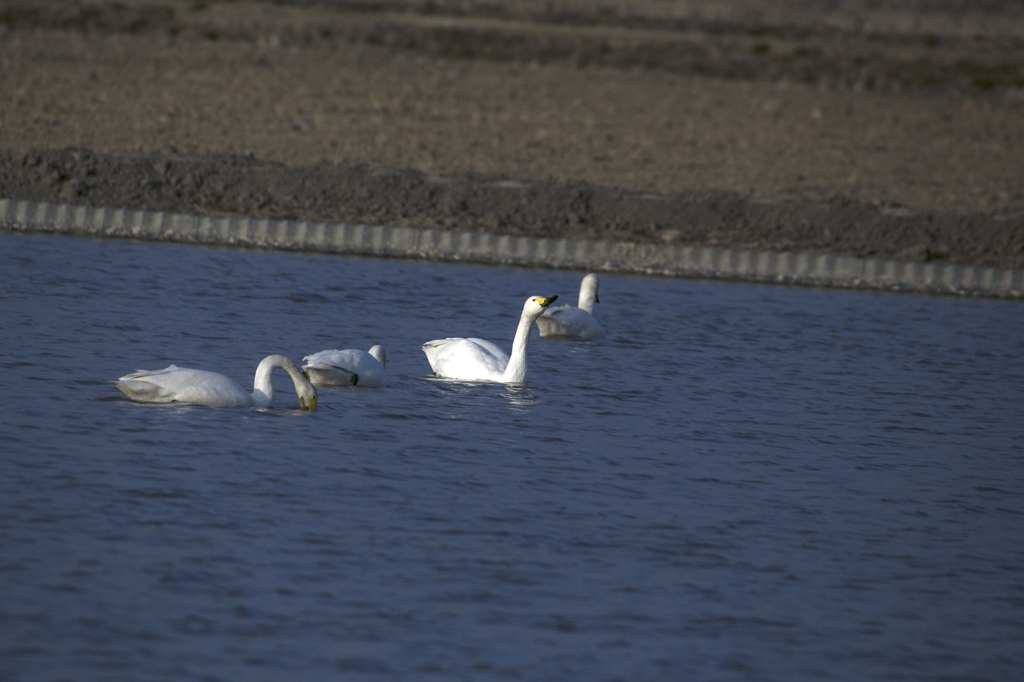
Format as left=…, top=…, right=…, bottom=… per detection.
left=112, top=354, right=317, bottom=409
left=422, top=295, right=557, bottom=385
left=302, top=345, right=389, bottom=388
left=536, top=273, right=605, bottom=340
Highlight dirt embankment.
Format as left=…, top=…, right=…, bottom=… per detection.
left=1, top=0, right=1023, bottom=268
left=4, top=147, right=1023, bottom=269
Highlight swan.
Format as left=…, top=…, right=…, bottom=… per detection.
left=535, top=273, right=605, bottom=340
left=422, top=295, right=557, bottom=384
left=302, top=344, right=389, bottom=388
left=112, top=354, right=317, bottom=409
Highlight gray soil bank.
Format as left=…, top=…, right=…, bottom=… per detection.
left=4, top=147, right=1024, bottom=270
left=1, top=0, right=1023, bottom=269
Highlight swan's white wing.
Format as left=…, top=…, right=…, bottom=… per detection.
left=302, top=349, right=388, bottom=388
left=422, top=337, right=509, bottom=381
left=536, top=305, right=605, bottom=340
left=462, top=337, right=507, bottom=362
left=114, top=366, right=252, bottom=407
left=302, top=350, right=339, bottom=366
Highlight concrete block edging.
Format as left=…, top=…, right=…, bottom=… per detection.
left=2, top=198, right=1021, bottom=299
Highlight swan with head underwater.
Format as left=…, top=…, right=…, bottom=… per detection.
left=112, top=354, right=317, bottom=409
left=302, top=344, right=389, bottom=388
left=422, top=295, right=557, bottom=384
left=535, top=273, right=605, bottom=340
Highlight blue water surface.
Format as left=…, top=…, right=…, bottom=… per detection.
left=1, top=232, right=1023, bottom=681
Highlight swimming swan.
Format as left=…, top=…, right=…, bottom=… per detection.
left=422, top=295, right=557, bottom=384
left=536, top=273, right=605, bottom=340
left=302, top=345, right=389, bottom=388
left=112, top=354, right=317, bottom=409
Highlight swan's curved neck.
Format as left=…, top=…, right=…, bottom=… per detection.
left=252, top=355, right=306, bottom=408
left=502, top=311, right=537, bottom=385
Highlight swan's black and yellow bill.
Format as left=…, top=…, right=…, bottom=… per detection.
left=302, top=394, right=317, bottom=410
left=541, top=295, right=557, bottom=307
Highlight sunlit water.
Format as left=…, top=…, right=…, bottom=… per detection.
left=1, top=232, right=1023, bottom=681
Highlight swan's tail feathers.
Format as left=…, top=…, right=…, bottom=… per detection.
left=544, top=305, right=572, bottom=316
left=118, top=364, right=183, bottom=381
left=302, top=352, right=330, bottom=365
left=111, top=379, right=178, bottom=403
left=421, top=338, right=453, bottom=373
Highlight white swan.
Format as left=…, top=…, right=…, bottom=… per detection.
left=302, top=344, right=389, bottom=388
left=112, top=354, right=317, bottom=409
left=536, top=273, right=605, bottom=340
left=422, top=295, right=557, bottom=384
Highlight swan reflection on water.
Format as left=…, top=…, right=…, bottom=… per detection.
left=498, top=386, right=540, bottom=412
left=419, top=375, right=539, bottom=414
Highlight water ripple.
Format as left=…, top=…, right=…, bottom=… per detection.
left=1, top=233, right=1023, bottom=681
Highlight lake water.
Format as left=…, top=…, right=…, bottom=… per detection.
left=1, top=231, right=1023, bottom=681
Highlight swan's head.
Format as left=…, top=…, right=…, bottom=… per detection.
left=523, top=295, right=557, bottom=319
left=368, top=344, right=387, bottom=369
left=582, top=273, right=600, bottom=304
left=298, top=379, right=318, bottom=410
left=261, top=355, right=318, bottom=410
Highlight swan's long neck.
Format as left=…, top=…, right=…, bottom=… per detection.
left=578, top=278, right=598, bottom=313
left=501, top=311, right=537, bottom=385
left=252, top=355, right=311, bottom=408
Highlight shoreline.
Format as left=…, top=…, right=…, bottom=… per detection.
left=4, top=197, right=1021, bottom=300
left=3, top=148, right=1023, bottom=272
left=2, top=0, right=1022, bottom=274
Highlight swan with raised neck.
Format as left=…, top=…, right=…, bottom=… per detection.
left=422, top=295, right=557, bottom=385
left=536, top=274, right=605, bottom=340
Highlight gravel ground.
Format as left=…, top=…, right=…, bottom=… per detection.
left=1, top=0, right=1022, bottom=268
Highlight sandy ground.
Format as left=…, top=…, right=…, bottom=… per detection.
left=1, top=0, right=1023, bottom=268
